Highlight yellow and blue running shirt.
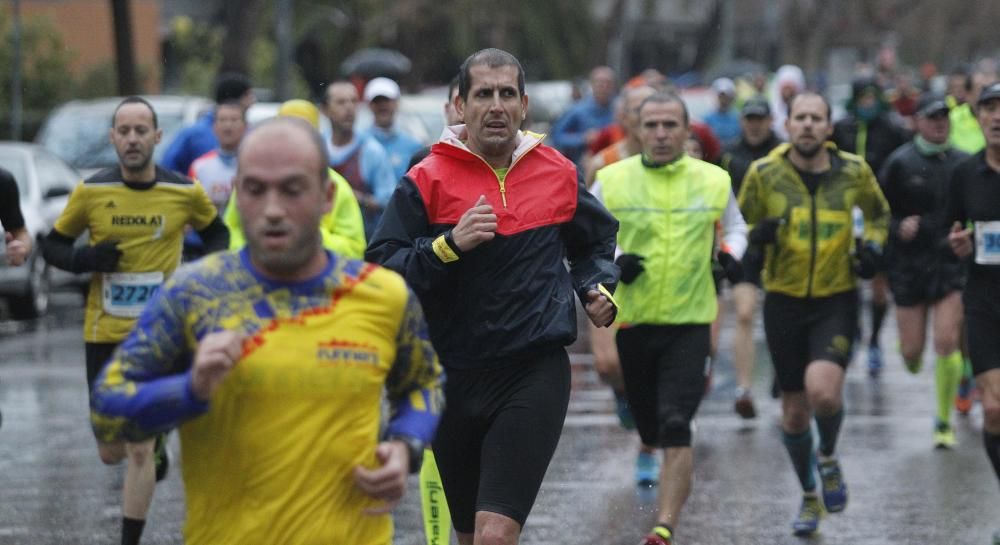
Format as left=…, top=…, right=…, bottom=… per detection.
left=53, top=167, right=218, bottom=343
left=90, top=249, right=444, bottom=545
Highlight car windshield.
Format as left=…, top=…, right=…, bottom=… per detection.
left=0, top=149, right=29, bottom=197
left=38, top=103, right=189, bottom=170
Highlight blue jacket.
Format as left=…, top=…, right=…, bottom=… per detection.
left=550, top=96, right=614, bottom=164
left=159, top=112, right=217, bottom=175
left=704, top=110, right=741, bottom=148
left=367, top=126, right=424, bottom=180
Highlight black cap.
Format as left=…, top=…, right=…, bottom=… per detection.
left=915, top=92, right=949, bottom=117
left=741, top=96, right=770, bottom=117
left=977, top=81, right=1000, bottom=107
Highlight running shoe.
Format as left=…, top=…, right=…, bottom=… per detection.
left=955, top=376, right=973, bottom=415
left=154, top=433, right=170, bottom=482
left=734, top=387, right=757, bottom=419
left=817, top=457, right=848, bottom=513
left=933, top=421, right=957, bottom=449
left=867, top=345, right=883, bottom=377
left=638, top=525, right=673, bottom=545
left=615, top=392, right=637, bottom=430
left=792, top=495, right=823, bottom=536
left=635, top=450, right=660, bottom=487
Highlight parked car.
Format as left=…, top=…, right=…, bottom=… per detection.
left=36, top=95, right=213, bottom=178
left=0, top=142, right=82, bottom=319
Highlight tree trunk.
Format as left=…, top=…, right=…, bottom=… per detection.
left=110, top=0, right=138, bottom=95
left=220, top=0, right=264, bottom=76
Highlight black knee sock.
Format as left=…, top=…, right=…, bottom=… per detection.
left=985, top=430, right=1000, bottom=484
left=815, top=409, right=844, bottom=457
left=870, top=301, right=887, bottom=347
left=122, top=517, right=145, bottom=545
left=782, top=428, right=816, bottom=492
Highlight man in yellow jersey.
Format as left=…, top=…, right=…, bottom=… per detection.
left=42, top=96, right=229, bottom=545
left=90, top=116, right=444, bottom=544
left=222, top=99, right=367, bottom=258
left=593, top=91, right=747, bottom=545
left=738, top=93, right=889, bottom=536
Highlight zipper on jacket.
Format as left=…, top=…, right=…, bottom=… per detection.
left=463, top=136, right=543, bottom=209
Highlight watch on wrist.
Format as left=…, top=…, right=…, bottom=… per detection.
left=388, top=434, right=424, bottom=474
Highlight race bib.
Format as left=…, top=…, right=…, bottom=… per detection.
left=975, top=221, right=1000, bottom=265
left=102, top=272, right=163, bottom=318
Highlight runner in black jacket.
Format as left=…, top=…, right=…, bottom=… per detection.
left=366, top=49, right=619, bottom=545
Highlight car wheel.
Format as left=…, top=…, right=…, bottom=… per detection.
left=8, top=253, right=50, bottom=320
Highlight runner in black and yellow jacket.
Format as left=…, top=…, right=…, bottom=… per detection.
left=737, top=93, right=889, bottom=537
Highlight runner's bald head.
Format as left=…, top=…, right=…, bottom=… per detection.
left=239, top=116, right=330, bottom=185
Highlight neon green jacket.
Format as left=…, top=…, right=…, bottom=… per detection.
left=224, top=168, right=367, bottom=258
left=737, top=143, right=889, bottom=298
left=598, top=154, right=732, bottom=325
left=947, top=98, right=985, bottom=154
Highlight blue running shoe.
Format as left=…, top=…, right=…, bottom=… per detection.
left=867, top=345, right=883, bottom=377
left=635, top=450, right=660, bottom=487
left=792, top=495, right=823, bottom=536
left=817, top=458, right=848, bottom=512
left=615, top=392, right=636, bottom=430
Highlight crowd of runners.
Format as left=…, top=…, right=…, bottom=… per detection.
left=2, top=46, right=1000, bottom=545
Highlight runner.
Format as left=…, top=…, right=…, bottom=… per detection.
left=879, top=92, right=968, bottom=448
left=594, top=91, right=746, bottom=545
left=738, top=92, right=889, bottom=536
left=721, top=96, right=784, bottom=417
left=366, top=48, right=619, bottom=545
left=42, top=96, right=229, bottom=545
left=944, top=81, right=1000, bottom=545
left=90, top=116, right=443, bottom=544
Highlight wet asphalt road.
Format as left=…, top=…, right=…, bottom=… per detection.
left=1, top=289, right=998, bottom=545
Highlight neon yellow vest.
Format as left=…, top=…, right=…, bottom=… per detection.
left=599, top=154, right=731, bottom=324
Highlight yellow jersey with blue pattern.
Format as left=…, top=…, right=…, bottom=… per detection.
left=90, top=249, right=444, bottom=545
left=53, top=166, right=218, bottom=343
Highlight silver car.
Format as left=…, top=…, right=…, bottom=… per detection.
left=36, top=95, right=212, bottom=177
left=0, top=142, right=81, bottom=319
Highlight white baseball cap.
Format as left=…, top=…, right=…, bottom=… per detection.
left=711, top=77, right=736, bottom=97
left=364, top=77, right=401, bottom=101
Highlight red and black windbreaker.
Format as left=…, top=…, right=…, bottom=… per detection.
left=366, top=131, right=619, bottom=370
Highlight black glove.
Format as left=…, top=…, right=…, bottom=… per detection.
left=748, top=218, right=782, bottom=245
left=717, top=251, right=744, bottom=284
left=72, top=241, right=122, bottom=273
left=615, top=253, right=645, bottom=284
left=853, top=240, right=882, bottom=280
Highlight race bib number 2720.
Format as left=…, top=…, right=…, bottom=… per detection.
left=102, top=272, right=163, bottom=318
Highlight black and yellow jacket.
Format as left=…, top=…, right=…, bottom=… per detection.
left=737, top=142, right=889, bottom=298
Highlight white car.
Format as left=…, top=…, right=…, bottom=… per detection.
left=0, top=142, right=81, bottom=319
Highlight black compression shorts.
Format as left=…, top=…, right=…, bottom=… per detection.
left=616, top=324, right=710, bottom=448
left=764, top=291, right=857, bottom=392
left=433, top=348, right=571, bottom=533
left=965, top=302, right=1000, bottom=376
left=85, top=342, right=118, bottom=399
left=886, top=257, right=965, bottom=307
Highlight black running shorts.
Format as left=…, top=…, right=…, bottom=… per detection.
left=886, top=257, right=965, bottom=307
left=85, top=342, right=118, bottom=397
left=965, top=302, right=1000, bottom=377
left=616, top=324, right=710, bottom=448
left=763, top=291, right=857, bottom=393
left=432, top=348, right=571, bottom=533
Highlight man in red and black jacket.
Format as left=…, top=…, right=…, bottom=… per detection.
left=366, top=48, right=619, bottom=545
